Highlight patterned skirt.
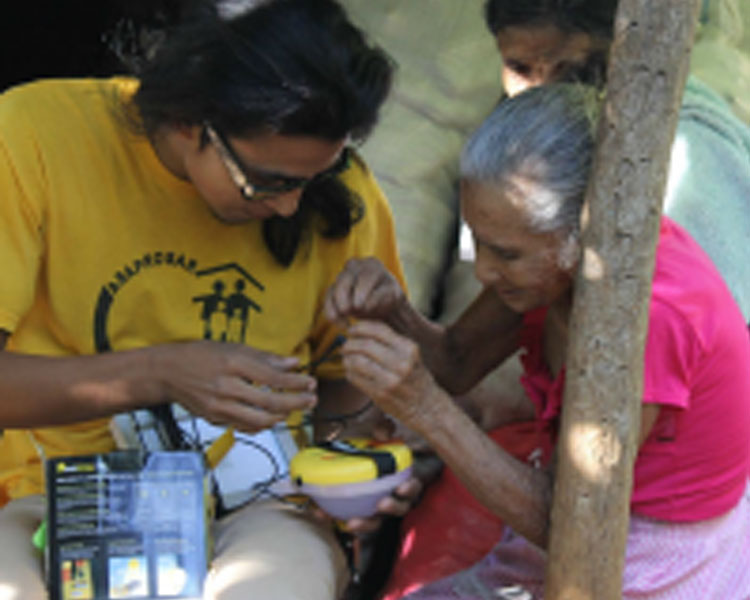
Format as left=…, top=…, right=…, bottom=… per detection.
left=402, top=481, right=750, bottom=600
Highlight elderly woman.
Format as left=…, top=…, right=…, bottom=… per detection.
left=326, top=84, right=750, bottom=598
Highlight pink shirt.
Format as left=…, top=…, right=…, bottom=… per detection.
left=519, top=217, right=750, bottom=522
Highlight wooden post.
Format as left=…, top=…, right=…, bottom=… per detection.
left=543, top=1, right=701, bottom=599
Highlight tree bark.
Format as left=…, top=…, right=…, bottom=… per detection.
left=543, top=1, right=701, bottom=599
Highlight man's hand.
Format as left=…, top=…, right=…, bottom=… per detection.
left=152, top=341, right=317, bottom=433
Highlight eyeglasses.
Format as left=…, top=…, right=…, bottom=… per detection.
left=203, top=121, right=351, bottom=201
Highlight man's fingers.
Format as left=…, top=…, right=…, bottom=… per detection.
left=235, top=356, right=317, bottom=392
left=218, top=377, right=317, bottom=413
left=205, top=400, right=289, bottom=433
left=240, top=345, right=300, bottom=369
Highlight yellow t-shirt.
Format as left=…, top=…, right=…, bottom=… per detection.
left=0, top=78, right=406, bottom=502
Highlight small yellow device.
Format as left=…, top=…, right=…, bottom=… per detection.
left=289, top=438, right=413, bottom=519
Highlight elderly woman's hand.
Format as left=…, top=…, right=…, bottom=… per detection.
left=341, top=320, right=448, bottom=431
left=324, top=257, right=407, bottom=325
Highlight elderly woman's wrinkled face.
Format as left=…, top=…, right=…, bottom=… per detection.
left=461, top=179, right=576, bottom=313
left=496, top=23, right=608, bottom=97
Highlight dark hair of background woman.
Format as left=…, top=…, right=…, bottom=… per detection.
left=483, top=0, right=618, bottom=89
left=483, top=0, right=619, bottom=39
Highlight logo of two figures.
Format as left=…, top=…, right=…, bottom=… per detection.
left=192, top=279, right=261, bottom=342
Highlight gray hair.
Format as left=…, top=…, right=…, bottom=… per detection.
left=460, top=84, right=601, bottom=237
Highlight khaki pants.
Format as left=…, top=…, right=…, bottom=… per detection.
left=0, top=495, right=348, bottom=600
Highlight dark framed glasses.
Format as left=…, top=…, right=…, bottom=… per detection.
left=203, top=121, right=351, bottom=202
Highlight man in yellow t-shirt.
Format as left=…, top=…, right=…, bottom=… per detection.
left=0, top=1, right=418, bottom=598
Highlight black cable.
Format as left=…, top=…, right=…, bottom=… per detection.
left=296, top=334, right=346, bottom=373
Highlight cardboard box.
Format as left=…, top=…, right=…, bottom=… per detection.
left=46, top=451, right=210, bottom=600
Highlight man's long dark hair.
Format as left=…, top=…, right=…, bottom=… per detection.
left=126, top=0, right=393, bottom=265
